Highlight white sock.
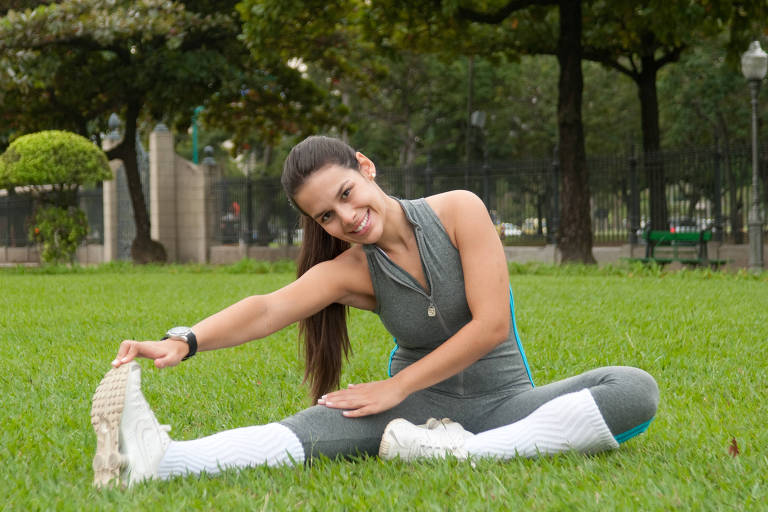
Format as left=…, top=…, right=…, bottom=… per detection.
left=465, top=389, right=619, bottom=459
left=157, top=423, right=305, bottom=478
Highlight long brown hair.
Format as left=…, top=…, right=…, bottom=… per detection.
left=282, top=136, right=359, bottom=402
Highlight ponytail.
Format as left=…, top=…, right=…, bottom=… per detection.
left=296, top=217, right=351, bottom=402
left=282, top=135, right=359, bottom=402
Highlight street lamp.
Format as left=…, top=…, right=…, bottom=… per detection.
left=741, top=41, right=767, bottom=273
left=191, top=106, right=204, bottom=164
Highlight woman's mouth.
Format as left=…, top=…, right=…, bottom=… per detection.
left=352, top=209, right=370, bottom=234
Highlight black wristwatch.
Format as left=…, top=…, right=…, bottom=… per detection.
left=163, top=326, right=198, bottom=361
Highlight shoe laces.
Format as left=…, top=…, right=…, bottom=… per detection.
left=410, top=424, right=466, bottom=457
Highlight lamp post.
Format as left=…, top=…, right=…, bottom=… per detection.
left=741, top=41, right=767, bottom=273
left=191, top=106, right=204, bottom=164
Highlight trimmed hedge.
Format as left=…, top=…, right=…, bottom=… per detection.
left=0, top=130, right=111, bottom=189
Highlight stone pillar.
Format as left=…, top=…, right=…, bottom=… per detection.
left=174, top=158, right=209, bottom=263
left=102, top=161, right=122, bottom=262
left=102, top=128, right=122, bottom=263
left=149, top=124, right=177, bottom=261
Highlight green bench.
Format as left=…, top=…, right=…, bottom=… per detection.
left=630, top=230, right=727, bottom=267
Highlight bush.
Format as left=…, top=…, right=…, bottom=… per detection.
left=0, top=130, right=112, bottom=265
left=29, top=205, right=88, bottom=264
left=0, top=130, right=111, bottom=193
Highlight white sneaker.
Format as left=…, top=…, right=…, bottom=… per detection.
left=91, top=362, right=171, bottom=487
left=379, top=417, right=474, bottom=461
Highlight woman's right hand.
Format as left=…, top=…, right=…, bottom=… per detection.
left=111, top=339, right=190, bottom=369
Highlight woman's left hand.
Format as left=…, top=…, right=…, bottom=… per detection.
left=317, top=379, right=407, bottom=417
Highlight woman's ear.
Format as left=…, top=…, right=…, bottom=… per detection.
left=356, top=152, right=376, bottom=180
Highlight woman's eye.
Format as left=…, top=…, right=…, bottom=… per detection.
left=341, top=188, right=351, bottom=198
left=321, top=212, right=332, bottom=223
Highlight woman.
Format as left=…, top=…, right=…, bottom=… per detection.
left=92, top=135, right=659, bottom=488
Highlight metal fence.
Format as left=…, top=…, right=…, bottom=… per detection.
left=0, top=186, right=104, bottom=247
left=2, top=146, right=765, bottom=250
left=209, top=177, right=299, bottom=246
left=208, top=145, right=766, bottom=246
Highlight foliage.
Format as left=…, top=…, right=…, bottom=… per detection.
left=0, top=0, right=351, bottom=260
left=0, top=0, right=237, bottom=136
left=658, top=35, right=759, bottom=148
left=27, top=204, right=88, bottom=264
left=0, top=0, right=241, bottom=261
left=0, top=130, right=107, bottom=264
left=0, top=130, right=110, bottom=194
left=580, top=0, right=768, bottom=151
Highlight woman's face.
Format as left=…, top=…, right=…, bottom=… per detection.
left=292, top=154, right=385, bottom=244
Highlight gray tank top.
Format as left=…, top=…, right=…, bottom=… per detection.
left=363, top=198, right=533, bottom=396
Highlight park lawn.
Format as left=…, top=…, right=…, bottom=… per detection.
left=1, top=263, right=766, bottom=511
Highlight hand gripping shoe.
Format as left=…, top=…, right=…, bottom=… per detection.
left=379, top=417, right=474, bottom=461
left=91, top=362, right=171, bottom=487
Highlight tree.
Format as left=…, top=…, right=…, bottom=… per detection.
left=0, top=0, right=240, bottom=262
left=659, top=36, right=764, bottom=244
left=0, top=130, right=111, bottom=263
left=580, top=0, right=768, bottom=230
left=241, top=0, right=597, bottom=263
left=1, top=0, right=344, bottom=260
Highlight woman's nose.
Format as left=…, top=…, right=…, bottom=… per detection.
left=339, top=205, right=357, bottom=226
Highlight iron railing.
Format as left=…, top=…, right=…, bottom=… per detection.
left=0, top=186, right=104, bottom=247
left=2, top=146, right=765, bottom=249
left=207, top=146, right=766, bottom=246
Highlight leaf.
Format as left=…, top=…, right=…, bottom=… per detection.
left=728, top=437, right=740, bottom=457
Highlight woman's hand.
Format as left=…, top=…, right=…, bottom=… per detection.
left=111, top=339, right=190, bottom=369
left=317, top=379, right=408, bottom=418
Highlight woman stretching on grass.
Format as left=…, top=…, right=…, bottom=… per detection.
left=93, top=135, right=659, bottom=488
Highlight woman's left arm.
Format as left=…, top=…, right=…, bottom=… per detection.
left=320, top=191, right=510, bottom=417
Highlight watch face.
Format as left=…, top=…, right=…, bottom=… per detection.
left=167, top=326, right=191, bottom=337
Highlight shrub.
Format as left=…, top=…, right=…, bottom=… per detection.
left=0, top=130, right=111, bottom=264
left=28, top=205, right=88, bottom=264
left=0, top=130, right=111, bottom=196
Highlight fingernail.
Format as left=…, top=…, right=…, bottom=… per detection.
left=111, top=360, right=118, bottom=367
left=325, top=401, right=333, bottom=406
left=121, top=357, right=129, bottom=362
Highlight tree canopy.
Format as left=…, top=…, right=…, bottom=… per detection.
left=0, top=0, right=347, bottom=261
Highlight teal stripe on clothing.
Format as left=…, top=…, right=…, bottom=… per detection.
left=510, top=286, right=534, bottom=387
left=614, top=418, right=653, bottom=443
left=388, top=341, right=398, bottom=377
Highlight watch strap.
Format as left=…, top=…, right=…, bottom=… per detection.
left=162, top=329, right=198, bottom=361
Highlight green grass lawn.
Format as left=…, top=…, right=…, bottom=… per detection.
left=1, top=262, right=766, bottom=510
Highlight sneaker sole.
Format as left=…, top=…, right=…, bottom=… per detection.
left=91, top=363, right=132, bottom=487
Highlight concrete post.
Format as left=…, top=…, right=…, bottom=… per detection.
left=149, top=123, right=177, bottom=261
left=102, top=161, right=122, bottom=262
left=102, top=131, right=122, bottom=263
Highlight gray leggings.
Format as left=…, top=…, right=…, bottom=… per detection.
left=280, top=366, right=659, bottom=460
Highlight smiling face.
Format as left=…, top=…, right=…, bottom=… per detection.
left=292, top=159, right=386, bottom=245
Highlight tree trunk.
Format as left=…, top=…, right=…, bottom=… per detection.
left=556, top=0, right=595, bottom=264
left=637, top=57, right=668, bottom=231
left=105, top=100, right=166, bottom=263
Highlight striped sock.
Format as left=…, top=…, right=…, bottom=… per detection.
left=157, top=423, right=304, bottom=478
left=465, top=389, right=619, bottom=459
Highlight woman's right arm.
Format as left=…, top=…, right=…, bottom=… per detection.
left=111, top=251, right=372, bottom=368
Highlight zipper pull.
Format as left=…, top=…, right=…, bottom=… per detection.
left=427, top=303, right=436, bottom=317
